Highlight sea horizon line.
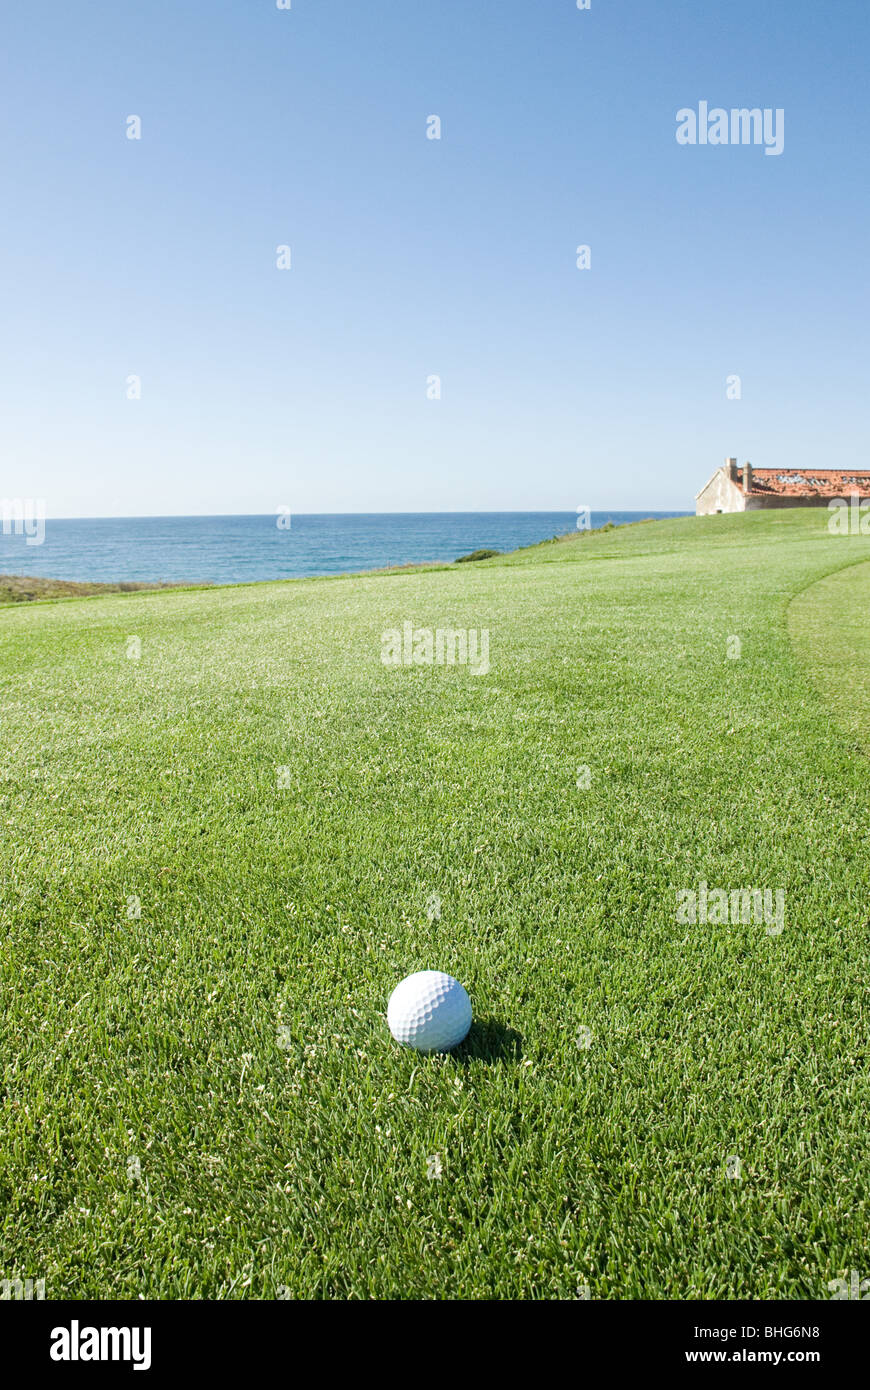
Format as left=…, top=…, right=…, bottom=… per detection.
left=8, top=508, right=691, bottom=524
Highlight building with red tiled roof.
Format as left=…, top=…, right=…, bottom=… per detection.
left=695, top=458, right=870, bottom=514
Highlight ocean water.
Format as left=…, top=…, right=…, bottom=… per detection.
left=0, top=512, right=688, bottom=586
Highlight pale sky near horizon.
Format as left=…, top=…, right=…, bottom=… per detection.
left=1, top=0, right=868, bottom=518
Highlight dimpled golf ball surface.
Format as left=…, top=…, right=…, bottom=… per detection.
left=387, top=971, right=472, bottom=1052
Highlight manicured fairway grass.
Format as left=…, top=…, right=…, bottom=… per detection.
left=1, top=509, right=868, bottom=1299
left=789, top=559, right=870, bottom=754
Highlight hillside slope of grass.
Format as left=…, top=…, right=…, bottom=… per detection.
left=0, top=510, right=867, bottom=1299
left=789, top=558, right=870, bottom=753
left=0, top=574, right=200, bottom=604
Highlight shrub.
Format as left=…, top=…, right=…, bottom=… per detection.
left=455, top=548, right=501, bottom=563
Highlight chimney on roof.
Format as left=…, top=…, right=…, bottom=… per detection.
left=726, top=456, right=738, bottom=481
left=742, top=463, right=753, bottom=494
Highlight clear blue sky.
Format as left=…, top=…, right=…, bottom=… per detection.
left=1, top=0, right=867, bottom=516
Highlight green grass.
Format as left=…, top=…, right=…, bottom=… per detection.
left=1, top=508, right=868, bottom=1299
left=789, top=558, right=870, bottom=753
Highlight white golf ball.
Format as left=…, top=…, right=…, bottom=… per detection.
left=387, top=970, right=472, bottom=1053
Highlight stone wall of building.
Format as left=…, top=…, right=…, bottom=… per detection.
left=696, top=468, right=744, bottom=514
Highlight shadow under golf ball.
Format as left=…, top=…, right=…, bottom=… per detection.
left=453, top=1018, right=523, bottom=1064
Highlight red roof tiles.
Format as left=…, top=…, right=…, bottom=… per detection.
left=747, top=469, right=870, bottom=497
